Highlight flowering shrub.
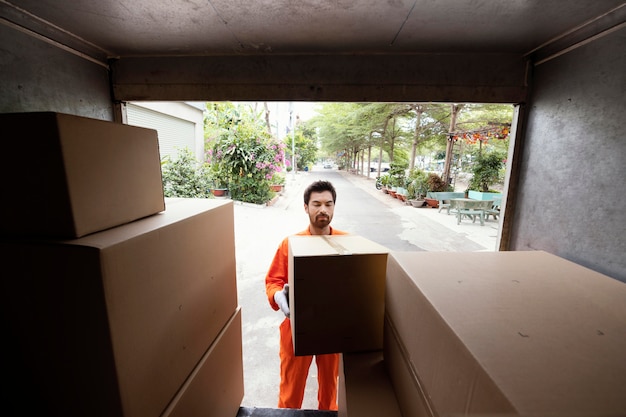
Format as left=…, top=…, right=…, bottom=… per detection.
left=207, top=115, right=287, bottom=204
left=161, top=148, right=213, bottom=198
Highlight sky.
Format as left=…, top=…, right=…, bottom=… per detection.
left=265, top=102, right=318, bottom=139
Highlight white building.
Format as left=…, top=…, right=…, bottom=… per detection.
left=126, top=102, right=205, bottom=162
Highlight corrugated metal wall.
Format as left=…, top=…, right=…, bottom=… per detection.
left=126, top=103, right=195, bottom=160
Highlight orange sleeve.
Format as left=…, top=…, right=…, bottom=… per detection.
left=265, top=237, right=290, bottom=311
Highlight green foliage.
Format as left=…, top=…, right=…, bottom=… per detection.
left=426, top=172, right=449, bottom=192
left=388, top=162, right=408, bottom=187
left=161, top=148, right=213, bottom=198
left=228, top=173, right=273, bottom=205
left=406, top=168, right=429, bottom=199
left=205, top=102, right=287, bottom=204
left=468, top=151, right=506, bottom=192
left=283, top=129, right=317, bottom=171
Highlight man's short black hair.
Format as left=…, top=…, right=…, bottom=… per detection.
left=303, top=180, right=337, bottom=205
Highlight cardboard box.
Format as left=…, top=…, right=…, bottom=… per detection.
left=0, top=198, right=237, bottom=417
left=385, top=250, right=626, bottom=416
left=383, top=316, right=433, bottom=417
left=338, top=351, right=402, bottom=417
left=0, top=112, right=165, bottom=238
left=162, top=307, right=244, bottom=417
left=288, top=235, right=389, bottom=356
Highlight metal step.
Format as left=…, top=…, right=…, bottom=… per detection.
left=237, top=407, right=338, bottom=417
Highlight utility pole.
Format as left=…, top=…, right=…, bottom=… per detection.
left=289, top=102, right=296, bottom=179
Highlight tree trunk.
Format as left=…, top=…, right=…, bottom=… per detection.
left=443, top=104, right=462, bottom=184
left=389, top=116, right=396, bottom=163
left=409, top=104, right=423, bottom=171
left=263, top=102, right=272, bottom=135
left=367, top=145, right=372, bottom=178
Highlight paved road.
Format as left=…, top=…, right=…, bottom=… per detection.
left=232, top=168, right=499, bottom=409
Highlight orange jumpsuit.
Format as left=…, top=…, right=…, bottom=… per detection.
left=265, top=226, right=347, bottom=410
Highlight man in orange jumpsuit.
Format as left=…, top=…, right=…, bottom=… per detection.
left=265, top=180, right=347, bottom=410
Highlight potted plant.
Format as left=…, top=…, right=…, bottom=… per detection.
left=406, top=169, right=428, bottom=207
left=379, top=174, right=391, bottom=193
left=270, top=173, right=286, bottom=192
left=388, top=162, right=407, bottom=198
left=209, top=171, right=229, bottom=196
left=424, top=172, right=449, bottom=208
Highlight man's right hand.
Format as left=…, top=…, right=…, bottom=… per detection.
left=274, top=284, right=290, bottom=318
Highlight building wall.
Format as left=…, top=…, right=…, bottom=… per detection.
left=509, top=27, right=626, bottom=282
left=126, top=102, right=205, bottom=162
left=0, top=24, right=112, bottom=120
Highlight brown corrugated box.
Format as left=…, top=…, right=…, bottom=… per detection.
left=288, top=235, right=389, bottom=356
left=385, top=250, right=626, bottom=416
left=1, top=198, right=237, bottom=417
left=0, top=112, right=165, bottom=238
left=338, top=351, right=402, bottom=417
left=383, top=315, right=433, bottom=417
left=162, top=307, right=244, bottom=417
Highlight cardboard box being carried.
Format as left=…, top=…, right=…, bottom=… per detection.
left=385, top=250, right=626, bottom=417
left=1, top=198, right=237, bottom=417
left=0, top=112, right=165, bottom=238
left=162, top=307, right=244, bottom=417
left=288, top=235, right=389, bottom=356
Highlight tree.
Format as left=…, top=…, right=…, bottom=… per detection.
left=283, top=127, right=317, bottom=171
left=467, top=151, right=507, bottom=192
left=407, top=103, right=450, bottom=170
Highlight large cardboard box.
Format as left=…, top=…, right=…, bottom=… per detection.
left=0, top=112, right=165, bottom=238
left=338, top=351, right=402, bottom=417
left=383, top=316, right=433, bottom=417
left=288, top=235, right=389, bottom=356
left=385, top=250, right=626, bottom=416
left=0, top=198, right=237, bottom=417
left=161, top=307, right=244, bottom=417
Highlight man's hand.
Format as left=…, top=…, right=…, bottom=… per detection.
left=274, top=284, right=290, bottom=318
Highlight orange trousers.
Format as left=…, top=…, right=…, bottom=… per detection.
left=278, top=318, right=339, bottom=410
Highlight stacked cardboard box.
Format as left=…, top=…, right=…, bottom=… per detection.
left=385, top=250, right=626, bottom=417
left=0, top=113, right=243, bottom=417
left=0, top=112, right=165, bottom=238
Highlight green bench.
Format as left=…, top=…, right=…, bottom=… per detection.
left=484, top=196, right=502, bottom=221
left=427, top=192, right=466, bottom=214
left=449, top=199, right=494, bottom=226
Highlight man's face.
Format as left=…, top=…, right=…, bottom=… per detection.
left=305, top=190, right=335, bottom=229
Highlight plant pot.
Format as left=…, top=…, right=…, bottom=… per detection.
left=424, top=197, right=439, bottom=208
left=211, top=188, right=228, bottom=197
left=409, top=199, right=426, bottom=208
left=270, top=184, right=283, bottom=192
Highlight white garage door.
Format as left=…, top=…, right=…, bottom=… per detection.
left=126, top=103, right=195, bottom=161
